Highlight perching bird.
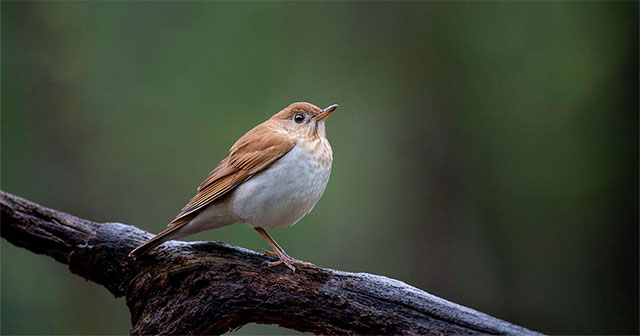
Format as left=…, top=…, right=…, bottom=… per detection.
left=129, top=102, right=338, bottom=271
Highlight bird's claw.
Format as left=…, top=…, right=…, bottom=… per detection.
left=264, top=259, right=297, bottom=272
left=258, top=249, right=316, bottom=272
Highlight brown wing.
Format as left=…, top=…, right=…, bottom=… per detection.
left=169, top=123, right=294, bottom=225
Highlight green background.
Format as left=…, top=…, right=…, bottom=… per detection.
left=2, top=1, right=638, bottom=334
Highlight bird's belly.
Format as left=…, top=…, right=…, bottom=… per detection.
left=231, top=146, right=331, bottom=229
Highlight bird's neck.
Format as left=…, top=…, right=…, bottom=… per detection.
left=297, top=135, right=333, bottom=166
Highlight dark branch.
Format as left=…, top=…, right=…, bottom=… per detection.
left=0, top=190, right=542, bottom=335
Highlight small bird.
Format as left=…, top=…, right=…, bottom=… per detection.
left=129, top=102, right=338, bottom=271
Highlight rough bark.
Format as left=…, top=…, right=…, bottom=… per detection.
left=0, top=190, right=542, bottom=335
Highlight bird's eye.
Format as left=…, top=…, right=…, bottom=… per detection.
left=294, top=114, right=304, bottom=123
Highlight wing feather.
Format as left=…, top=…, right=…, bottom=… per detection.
left=169, top=123, right=294, bottom=225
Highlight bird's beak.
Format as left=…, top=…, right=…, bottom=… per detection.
left=311, top=104, right=339, bottom=121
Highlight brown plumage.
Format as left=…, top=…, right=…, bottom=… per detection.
left=129, top=102, right=338, bottom=271
left=175, top=129, right=295, bottom=223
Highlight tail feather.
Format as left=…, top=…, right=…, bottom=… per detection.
left=129, top=219, right=189, bottom=257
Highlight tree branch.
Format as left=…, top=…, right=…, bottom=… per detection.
left=0, top=190, right=541, bottom=335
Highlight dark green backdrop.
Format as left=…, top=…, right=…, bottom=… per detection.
left=2, top=1, right=638, bottom=334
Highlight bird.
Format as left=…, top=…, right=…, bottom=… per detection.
left=129, top=102, right=338, bottom=271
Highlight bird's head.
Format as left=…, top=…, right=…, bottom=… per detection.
left=271, top=102, right=338, bottom=138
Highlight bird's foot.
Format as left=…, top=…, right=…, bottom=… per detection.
left=258, top=249, right=315, bottom=272
left=265, top=256, right=315, bottom=272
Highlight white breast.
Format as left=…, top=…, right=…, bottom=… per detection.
left=231, top=145, right=332, bottom=229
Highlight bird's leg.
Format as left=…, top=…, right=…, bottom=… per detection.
left=254, top=227, right=315, bottom=272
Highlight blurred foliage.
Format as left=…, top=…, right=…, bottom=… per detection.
left=1, top=2, right=637, bottom=334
